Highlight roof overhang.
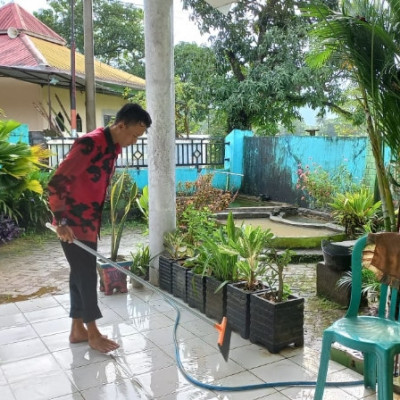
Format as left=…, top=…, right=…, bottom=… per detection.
left=0, top=65, right=143, bottom=95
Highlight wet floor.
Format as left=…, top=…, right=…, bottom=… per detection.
left=1, top=227, right=395, bottom=399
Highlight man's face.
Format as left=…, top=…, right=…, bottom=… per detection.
left=120, top=122, right=147, bottom=147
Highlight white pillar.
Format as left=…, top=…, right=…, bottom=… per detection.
left=144, top=0, right=176, bottom=285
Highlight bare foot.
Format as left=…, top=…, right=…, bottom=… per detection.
left=88, top=335, right=120, bottom=353
left=69, top=325, right=89, bottom=343
left=69, top=321, right=107, bottom=343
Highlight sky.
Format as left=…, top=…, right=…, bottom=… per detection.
left=14, top=0, right=208, bottom=45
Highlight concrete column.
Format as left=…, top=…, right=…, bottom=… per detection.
left=144, top=0, right=176, bottom=285
left=83, top=0, right=96, bottom=132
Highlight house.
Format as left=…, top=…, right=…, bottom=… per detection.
left=0, top=2, right=145, bottom=139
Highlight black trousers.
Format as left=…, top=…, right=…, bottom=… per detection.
left=61, top=240, right=102, bottom=323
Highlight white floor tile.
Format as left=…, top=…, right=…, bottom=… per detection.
left=0, top=313, right=27, bottom=330
left=31, top=316, right=71, bottom=336
left=0, top=324, right=38, bottom=346
left=9, top=370, right=77, bottom=400
left=0, top=337, right=48, bottom=362
left=2, top=353, right=61, bottom=383
left=0, top=384, right=15, bottom=400
left=23, top=305, right=68, bottom=324
left=229, top=344, right=284, bottom=370
left=0, top=302, right=20, bottom=316
left=15, top=296, right=60, bottom=313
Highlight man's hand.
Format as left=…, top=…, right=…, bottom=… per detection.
left=56, top=225, right=75, bottom=244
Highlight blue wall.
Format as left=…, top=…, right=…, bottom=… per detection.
left=9, top=124, right=29, bottom=144
left=241, top=135, right=371, bottom=204
left=126, top=130, right=251, bottom=191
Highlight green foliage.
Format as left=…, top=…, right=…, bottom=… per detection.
left=0, top=119, right=51, bottom=221
left=163, top=230, right=194, bottom=261
left=136, top=185, right=149, bottom=223
left=329, top=187, right=382, bottom=239
left=265, top=248, right=295, bottom=303
left=218, top=218, right=274, bottom=291
left=110, top=171, right=138, bottom=261
left=35, top=0, right=145, bottom=78
left=337, top=268, right=381, bottom=298
left=182, top=0, right=342, bottom=133
left=130, top=244, right=152, bottom=278
left=179, top=204, right=217, bottom=245
left=296, top=162, right=363, bottom=210
left=303, top=0, right=400, bottom=231
left=176, top=173, right=236, bottom=221
left=183, top=212, right=239, bottom=286
left=14, top=171, right=52, bottom=233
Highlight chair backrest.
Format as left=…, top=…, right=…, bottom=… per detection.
left=346, top=234, right=398, bottom=320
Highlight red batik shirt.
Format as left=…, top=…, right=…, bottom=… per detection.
left=48, top=127, right=121, bottom=242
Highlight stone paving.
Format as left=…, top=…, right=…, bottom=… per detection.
left=0, top=227, right=148, bottom=301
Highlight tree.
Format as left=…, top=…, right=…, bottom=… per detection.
left=304, top=0, right=400, bottom=231
left=35, top=0, right=145, bottom=78
left=174, top=42, right=225, bottom=136
left=182, top=0, right=342, bottom=133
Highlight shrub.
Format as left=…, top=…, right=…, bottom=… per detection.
left=0, top=215, right=23, bottom=244
left=176, top=173, right=236, bottom=220
left=296, top=162, right=363, bottom=210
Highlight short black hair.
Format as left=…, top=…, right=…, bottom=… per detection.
left=115, top=103, right=152, bottom=128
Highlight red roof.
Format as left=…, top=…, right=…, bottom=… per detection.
left=0, top=2, right=65, bottom=45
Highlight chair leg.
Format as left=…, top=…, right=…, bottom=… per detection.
left=314, top=335, right=333, bottom=400
left=363, top=352, right=377, bottom=389
left=377, top=351, right=394, bottom=400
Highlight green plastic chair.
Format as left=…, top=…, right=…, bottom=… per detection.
left=314, top=234, right=400, bottom=400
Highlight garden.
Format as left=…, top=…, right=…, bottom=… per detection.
left=2, top=0, right=400, bottom=360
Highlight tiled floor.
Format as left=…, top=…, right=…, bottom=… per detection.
left=0, top=282, right=387, bottom=400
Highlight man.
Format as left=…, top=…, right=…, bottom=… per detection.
left=48, top=103, right=152, bottom=353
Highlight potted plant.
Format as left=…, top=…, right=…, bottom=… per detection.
left=219, top=218, right=274, bottom=339
left=249, top=248, right=304, bottom=353
left=183, top=211, right=240, bottom=321
left=130, top=244, right=151, bottom=289
left=97, top=170, right=138, bottom=295
left=159, top=229, right=194, bottom=299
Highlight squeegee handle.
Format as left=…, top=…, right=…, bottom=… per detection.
left=45, top=222, right=138, bottom=279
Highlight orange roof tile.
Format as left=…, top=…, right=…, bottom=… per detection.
left=0, top=2, right=145, bottom=92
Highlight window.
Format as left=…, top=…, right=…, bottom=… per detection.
left=76, top=114, right=82, bottom=132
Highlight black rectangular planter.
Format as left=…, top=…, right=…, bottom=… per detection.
left=226, top=282, right=267, bottom=339
left=205, top=276, right=227, bottom=322
left=249, top=292, right=304, bottom=353
left=186, top=270, right=206, bottom=313
left=159, top=255, right=173, bottom=293
left=172, top=262, right=188, bottom=302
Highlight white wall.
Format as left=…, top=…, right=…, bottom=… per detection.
left=0, top=77, right=128, bottom=134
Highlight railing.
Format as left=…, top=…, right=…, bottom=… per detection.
left=47, top=136, right=227, bottom=169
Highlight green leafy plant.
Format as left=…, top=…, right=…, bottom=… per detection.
left=265, top=248, right=295, bottom=303
left=163, top=230, right=194, bottom=261
left=337, top=268, right=380, bottom=299
left=176, top=173, right=236, bottom=220
left=130, top=244, right=152, bottom=278
left=136, top=185, right=149, bottom=223
left=296, top=162, right=362, bottom=210
left=218, top=215, right=274, bottom=291
left=14, top=170, right=52, bottom=233
left=178, top=204, right=217, bottom=246
left=0, top=119, right=51, bottom=220
left=183, top=212, right=239, bottom=290
left=329, top=187, right=382, bottom=239
left=110, top=170, right=138, bottom=261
